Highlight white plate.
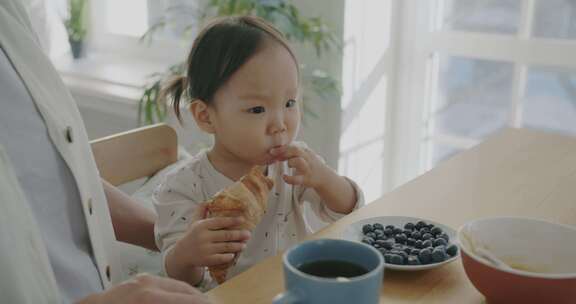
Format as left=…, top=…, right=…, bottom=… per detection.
left=340, top=216, right=460, bottom=271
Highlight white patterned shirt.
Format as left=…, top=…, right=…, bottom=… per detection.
left=153, top=146, right=364, bottom=290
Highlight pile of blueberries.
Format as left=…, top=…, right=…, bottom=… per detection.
left=361, top=221, right=458, bottom=266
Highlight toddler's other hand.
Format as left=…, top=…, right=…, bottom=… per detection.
left=269, top=144, right=331, bottom=189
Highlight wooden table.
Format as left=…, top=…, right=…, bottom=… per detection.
left=206, top=128, right=576, bottom=303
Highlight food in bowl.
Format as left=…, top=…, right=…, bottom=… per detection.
left=458, top=216, right=576, bottom=304
left=361, top=220, right=458, bottom=266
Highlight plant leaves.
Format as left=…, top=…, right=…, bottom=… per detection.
left=137, top=0, right=343, bottom=125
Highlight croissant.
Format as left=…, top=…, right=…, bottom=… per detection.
left=205, top=166, right=274, bottom=284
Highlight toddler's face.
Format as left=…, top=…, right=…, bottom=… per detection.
left=209, top=42, right=300, bottom=166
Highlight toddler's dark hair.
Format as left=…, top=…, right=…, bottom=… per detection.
left=161, top=16, right=298, bottom=121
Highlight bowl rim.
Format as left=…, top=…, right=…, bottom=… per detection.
left=457, top=216, right=576, bottom=280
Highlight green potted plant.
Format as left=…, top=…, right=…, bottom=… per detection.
left=138, top=0, right=341, bottom=125
left=65, top=0, right=88, bottom=59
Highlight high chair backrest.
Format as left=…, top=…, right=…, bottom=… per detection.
left=90, top=123, right=178, bottom=186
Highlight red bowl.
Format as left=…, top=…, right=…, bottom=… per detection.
left=458, top=217, right=576, bottom=304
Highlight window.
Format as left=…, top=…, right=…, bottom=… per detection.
left=441, top=0, right=521, bottom=34
left=428, top=56, right=515, bottom=163
left=423, top=0, right=576, bottom=169
left=89, top=0, right=199, bottom=60
left=340, top=0, right=576, bottom=202
left=103, top=0, right=149, bottom=37
left=523, top=67, right=576, bottom=135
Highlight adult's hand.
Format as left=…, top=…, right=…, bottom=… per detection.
left=77, top=274, right=212, bottom=304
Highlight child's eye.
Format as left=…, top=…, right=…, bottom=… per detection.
left=286, top=99, right=296, bottom=108
left=248, top=106, right=266, bottom=114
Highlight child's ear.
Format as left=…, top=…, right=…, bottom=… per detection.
left=189, top=100, right=216, bottom=134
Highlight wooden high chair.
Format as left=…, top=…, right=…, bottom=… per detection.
left=90, top=123, right=178, bottom=186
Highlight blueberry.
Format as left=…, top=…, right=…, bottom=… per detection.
left=403, top=229, right=413, bottom=236
left=362, top=224, right=374, bottom=234
left=384, top=228, right=394, bottom=237
left=407, top=255, right=421, bottom=265
left=389, top=249, right=401, bottom=255
left=384, top=254, right=393, bottom=263
left=406, top=238, right=416, bottom=246
left=374, top=229, right=385, bottom=239
left=392, top=244, right=405, bottom=251
left=410, top=248, right=421, bottom=256
left=411, top=231, right=422, bottom=240
left=432, top=246, right=448, bottom=263
left=418, top=248, right=433, bottom=264
left=426, top=224, right=435, bottom=230
left=375, top=239, right=386, bottom=246
left=439, top=233, right=449, bottom=242
left=416, top=221, right=427, bottom=230
left=382, top=239, right=395, bottom=250
left=389, top=254, right=405, bottom=265
left=395, top=250, right=408, bottom=261
left=390, top=250, right=407, bottom=261
left=395, top=233, right=407, bottom=244
left=420, top=227, right=430, bottom=235
left=415, top=240, right=423, bottom=249
left=422, top=233, right=433, bottom=241
left=403, top=246, right=412, bottom=255
left=365, top=232, right=376, bottom=239
left=385, top=225, right=395, bottom=230
left=431, top=226, right=443, bottom=236
left=404, top=222, right=415, bottom=231
left=362, top=236, right=375, bottom=245
left=446, top=244, right=458, bottom=257
left=373, top=223, right=384, bottom=231
left=373, top=243, right=381, bottom=249
left=393, top=227, right=403, bottom=235
left=433, top=238, right=447, bottom=247
left=422, top=240, right=433, bottom=248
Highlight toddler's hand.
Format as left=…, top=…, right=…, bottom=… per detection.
left=170, top=203, right=251, bottom=268
left=269, top=144, right=331, bottom=189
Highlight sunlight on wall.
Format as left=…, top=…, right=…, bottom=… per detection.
left=104, top=0, right=148, bottom=37
left=339, top=0, right=391, bottom=204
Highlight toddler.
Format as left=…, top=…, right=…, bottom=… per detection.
left=153, top=16, right=365, bottom=290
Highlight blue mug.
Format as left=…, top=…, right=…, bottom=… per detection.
left=273, top=238, right=384, bottom=304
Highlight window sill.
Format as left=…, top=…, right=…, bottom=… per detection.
left=53, top=52, right=173, bottom=116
